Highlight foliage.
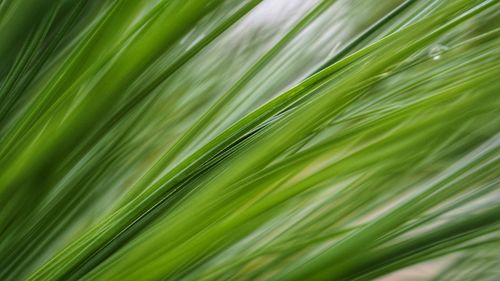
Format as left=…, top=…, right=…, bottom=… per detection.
left=0, top=0, right=499, bottom=280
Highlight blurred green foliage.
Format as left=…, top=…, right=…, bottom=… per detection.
left=0, top=0, right=499, bottom=280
